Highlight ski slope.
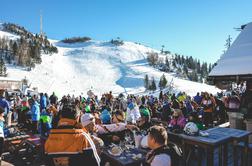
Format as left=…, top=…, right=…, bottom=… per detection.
left=0, top=29, right=220, bottom=98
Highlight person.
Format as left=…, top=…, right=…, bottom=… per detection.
left=40, top=93, right=47, bottom=111
left=81, top=112, right=138, bottom=144
left=13, top=94, right=21, bottom=122
left=126, top=101, right=141, bottom=124
left=45, top=103, right=100, bottom=166
left=19, top=94, right=29, bottom=124
left=0, top=89, right=10, bottom=125
left=188, top=112, right=204, bottom=130
left=48, top=104, right=59, bottom=129
left=45, top=93, right=50, bottom=106
left=201, top=92, right=215, bottom=127
left=241, top=82, right=252, bottom=118
left=82, top=112, right=138, bottom=135
left=111, top=110, right=125, bottom=124
left=194, top=92, right=202, bottom=105
left=49, top=92, right=58, bottom=105
left=107, top=91, right=113, bottom=104
left=30, top=98, right=40, bottom=134
left=137, top=105, right=151, bottom=130
left=214, top=96, right=227, bottom=124
left=0, top=107, right=5, bottom=165
left=227, top=91, right=240, bottom=112
left=146, top=125, right=171, bottom=166
left=100, top=108, right=111, bottom=124
left=159, top=91, right=163, bottom=101
left=80, top=113, right=105, bottom=149
left=161, top=100, right=172, bottom=122
left=168, top=109, right=186, bottom=131
left=39, top=108, right=52, bottom=136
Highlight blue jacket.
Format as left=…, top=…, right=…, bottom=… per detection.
left=31, top=101, right=40, bottom=121
left=0, top=120, right=4, bottom=138
left=40, top=95, right=47, bottom=110
left=0, top=97, right=10, bottom=116
left=194, top=95, right=202, bottom=105
left=100, top=109, right=111, bottom=124
left=39, top=111, right=52, bottom=135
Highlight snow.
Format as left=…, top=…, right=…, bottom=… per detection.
left=209, top=22, right=252, bottom=76
left=1, top=29, right=220, bottom=98
left=0, top=77, right=21, bottom=82
left=0, top=23, right=20, bottom=40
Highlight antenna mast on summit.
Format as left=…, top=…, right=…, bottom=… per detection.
left=40, top=10, right=44, bottom=37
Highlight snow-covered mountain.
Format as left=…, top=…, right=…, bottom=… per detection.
left=0, top=28, right=220, bottom=98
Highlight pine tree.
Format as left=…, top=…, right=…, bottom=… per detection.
left=165, top=57, right=170, bottom=72
left=12, top=42, right=18, bottom=56
left=3, top=66, right=7, bottom=76
left=0, top=58, right=7, bottom=76
left=161, top=45, right=164, bottom=54
left=0, top=59, right=3, bottom=75
left=147, top=52, right=159, bottom=66
left=172, top=59, right=176, bottom=68
left=183, top=64, right=188, bottom=75
left=191, top=70, right=198, bottom=82
left=181, top=55, right=185, bottom=65
left=4, top=45, right=8, bottom=59
left=159, top=74, right=167, bottom=89
left=196, top=60, right=201, bottom=74
left=159, top=76, right=162, bottom=89
left=144, top=74, right=149, bottom=90
left=150, top=77, right=156, bottom=91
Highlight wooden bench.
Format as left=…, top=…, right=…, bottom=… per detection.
left=4, top=135, right=30, bottom=154
left=24, top=135, right=46, bottom=157
left=17, top=134, right=47, bottom=164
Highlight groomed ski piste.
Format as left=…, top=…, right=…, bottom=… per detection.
left=0, top=28, right=220, bottom=98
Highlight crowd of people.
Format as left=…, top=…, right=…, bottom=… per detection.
left=0, top=83, right=251, bottom=166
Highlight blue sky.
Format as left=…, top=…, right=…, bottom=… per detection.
left=0, top=0, right=252, bottom=63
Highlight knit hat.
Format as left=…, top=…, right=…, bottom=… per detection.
left=81, top=113, right=95, bottom=127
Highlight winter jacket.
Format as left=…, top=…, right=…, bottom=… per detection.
left=45, top=118, right=100, bottom=166
left=126, top=104, right=141, bottom=124
left=169, top=116, right=186, bottom=129
left=201, top=98, right=215, bottom=113
left=40, top=95, right=47, bottom=110
left=227, top=96, right=240, bottom=110
left=145, top=145, right=173, bottom=166
left=49, top=95, right=58, bottom=105
left=0, top=119, right=4, bottom=138
left=194, top=95, right=202, bottom=105
left=0, top=97, right=10, bottom=116
left=39, top=111, right=52, bottom=135
left=31, top=101, right=40, bottom=121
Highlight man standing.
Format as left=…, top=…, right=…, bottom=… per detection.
left=0, top=89, right=10, bottom=126
left=49, top=92, right=58, bottom=105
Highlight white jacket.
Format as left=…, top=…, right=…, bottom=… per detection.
left=126, top=106, right=141, bottom=124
